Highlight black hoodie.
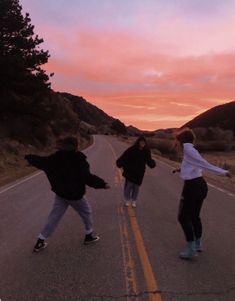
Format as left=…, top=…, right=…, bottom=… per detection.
left=25, top=150, right=106, bottom=200
left=116, top=138, right=156, bottom=185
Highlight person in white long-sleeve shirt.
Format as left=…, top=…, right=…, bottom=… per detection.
left=173, top=128, right=231, bottom=260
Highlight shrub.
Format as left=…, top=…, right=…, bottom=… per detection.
left=196, top=140, right=230, bottom=152
left=4, top=141, right=20, bottom=155
left=194, top=127, right=234, bottom=143
left=147, top=138, right=179, bottom=160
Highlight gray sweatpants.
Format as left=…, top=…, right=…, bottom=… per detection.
left=124, top=179, right=140, bottom=202
left=39, top=195, right=93, bottom=240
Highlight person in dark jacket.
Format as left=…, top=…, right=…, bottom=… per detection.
left=116, top=136, right=156, bottom=207
left=25, top=136, right=110, bottom=252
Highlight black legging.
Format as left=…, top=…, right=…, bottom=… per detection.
left=178, top=177, right=208, bottom=242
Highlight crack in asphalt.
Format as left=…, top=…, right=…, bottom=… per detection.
left=79, top=286, right=235, bottom=300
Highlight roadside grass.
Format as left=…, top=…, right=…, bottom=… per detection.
left=117, top=135, right=235, bottom=194
left=0, top=136, right=93, bottom=188
left=153, top=151, right=235, bottom=194
left=202, top=152, right=235, bottom=193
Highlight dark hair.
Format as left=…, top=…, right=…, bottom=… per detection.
left=133, top=136, right=148, bottom=149
left=175, top=128, right=196, bottom=144
left=56, top=136, right=78, bottom=151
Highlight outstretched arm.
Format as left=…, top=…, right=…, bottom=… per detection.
left=86, top=174, right=109, bottom=189
left=25, top=154, right=50, bottom=171
left=83, top=160, right=109, bottom=189
left=185, top=147, right=229, bottom=176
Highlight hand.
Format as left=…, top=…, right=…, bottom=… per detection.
left=172, top=168, right=180, bottom=174
left=226, top=171, right=232, bottom=178
left=24, top=154, right=30, bottom=160
left=104, top=183, right=111, bottom=189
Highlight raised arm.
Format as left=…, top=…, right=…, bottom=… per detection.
left=184, top=146, right=228, bottom=176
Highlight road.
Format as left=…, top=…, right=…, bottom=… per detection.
left=0, top=135, right=235, bottom=301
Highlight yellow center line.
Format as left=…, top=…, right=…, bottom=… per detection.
left=127, top=206, right=162, bottom=301
left=117, top=206, right=139, bottom=301
left=108, top=140, right=163, bottom=301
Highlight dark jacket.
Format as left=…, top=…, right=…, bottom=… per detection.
left=25, top=150, right=107, bottom=200
left=116, top=146, right=156, bottom=185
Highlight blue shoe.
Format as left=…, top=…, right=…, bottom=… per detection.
left=195, top=238, right=202, bottom=252
left=180, top=241, right=197, bottom=259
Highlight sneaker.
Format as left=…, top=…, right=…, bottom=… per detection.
left=179, top=241, right=197, bottom=259
left=33, top=238, right=47, bottom=253
left=195, top=238, right=203, bottom=252
left=125, top=201, right=130, bottom=207
left=132, top=201, right=137, bottom=208
left=84, top=233, right=100, bottom=245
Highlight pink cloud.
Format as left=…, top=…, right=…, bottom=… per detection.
left=40, top=20, right=235, bottom=130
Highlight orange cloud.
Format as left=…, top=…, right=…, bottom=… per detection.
left=41, top=24, right=235, bottom=130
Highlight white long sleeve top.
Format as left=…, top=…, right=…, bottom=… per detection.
left=180, top=143, right=228, bottom=180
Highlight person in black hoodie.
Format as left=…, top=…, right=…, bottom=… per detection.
left=25, top=136, right=110, bottom=252
left=116, top=136, right=156, bottom=208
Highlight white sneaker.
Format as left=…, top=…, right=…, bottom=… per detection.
left=132, top=201, right=136, bottom=208
left=125, top=201, right=130, bottom=206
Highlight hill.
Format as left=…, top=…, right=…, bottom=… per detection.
left=60, top=92, right=126, bottom=135
left=126, top=125, right=155, bottom=137
left=183, top=101, right=235, bottom=134
left=0, top=91, right=127, bottom=147
left=0, top=90, right=127, bottom=185
left=0, top=0, right=129, bottom=185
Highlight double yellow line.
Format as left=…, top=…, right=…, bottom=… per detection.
left=118, top=205, right=139, bottom=300
left=127, top=206, right=162, bottom=301
left=109, top=142, right=163, bottom=301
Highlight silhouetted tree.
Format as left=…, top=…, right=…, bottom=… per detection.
left=0, top=0, right=50, bottom=94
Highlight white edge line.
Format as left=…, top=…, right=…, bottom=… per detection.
left=207, top=183, right=235, bottom=197
left=83, top=135, right=96, bottom=153
left=0, top=171, right=43, bottom=195
left=1, top=138, right=234, bottom=198
left=0, top=137, right=95, bottom=194
left=0, top=137, right=96, bottom=195
left=154, top=155, right=235, bottom=198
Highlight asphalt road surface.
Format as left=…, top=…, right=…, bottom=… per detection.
left=0, top=135, right=235, bottom=301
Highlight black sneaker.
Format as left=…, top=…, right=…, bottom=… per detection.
left=84, top=233, right=100, bottom=245
left=33, top=238, right=48, bottom=252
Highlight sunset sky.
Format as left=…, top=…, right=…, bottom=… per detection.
left=21, top=0, right=235, bottom=130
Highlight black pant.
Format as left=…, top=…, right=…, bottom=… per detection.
left=178, top=177, right=208, bottom=242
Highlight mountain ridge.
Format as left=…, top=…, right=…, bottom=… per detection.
left=59, top=92, right=126, bottom=135
left=183, top=101, right=235, bottom=133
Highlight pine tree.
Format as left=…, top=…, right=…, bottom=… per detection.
left=0, top=0, right=51, bottom=94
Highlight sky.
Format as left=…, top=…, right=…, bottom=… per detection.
left=21, top=0, right=235, bottom=130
